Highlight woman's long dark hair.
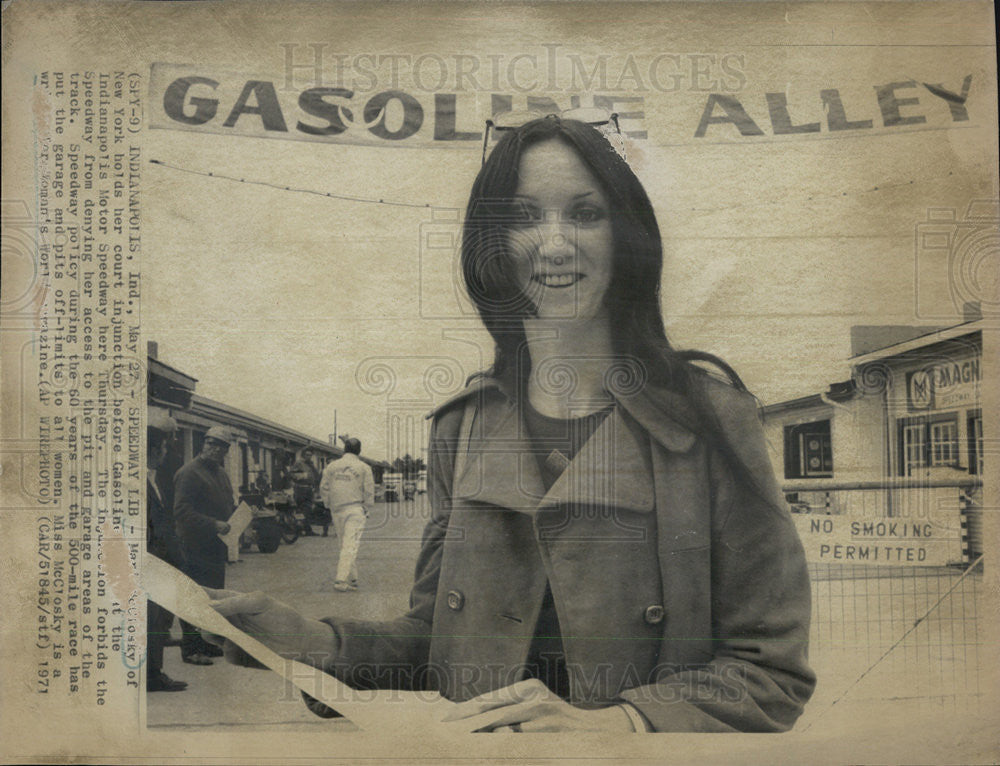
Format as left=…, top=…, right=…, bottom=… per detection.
left=460, top=116, right=764, bottom=497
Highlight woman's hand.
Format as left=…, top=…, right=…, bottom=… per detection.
left=440, top=679, right=635, bottom=732
left=204, top=588, right=339, bottom=668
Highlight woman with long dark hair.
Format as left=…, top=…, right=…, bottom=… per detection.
left=208, top=114, right=815, bottom=733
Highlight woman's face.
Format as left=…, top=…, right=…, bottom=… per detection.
left=506, top=139, right=614, bottom=324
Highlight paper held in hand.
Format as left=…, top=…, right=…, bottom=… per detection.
left=219, top=501, right=254, bottom=550
left=140, top=554, right=458, bottom=732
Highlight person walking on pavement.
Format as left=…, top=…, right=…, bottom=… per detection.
left=146, top=409, right=188, bottom=692
left=174, top=426, right=235, bottom=664
left=319, top=437, right=373, bottom=592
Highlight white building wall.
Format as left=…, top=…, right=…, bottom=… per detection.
left=829, top=392, right=886, bottom=482
left=761, top=416, right=786, bottom=482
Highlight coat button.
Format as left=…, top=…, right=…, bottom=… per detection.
left=644, top=605, right=665, bottom=625
left=446, top=589, right=465, bottom=611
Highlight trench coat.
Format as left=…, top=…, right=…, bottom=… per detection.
left=320, top=373, right=815, bottom=732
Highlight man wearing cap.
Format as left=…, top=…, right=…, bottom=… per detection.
left=174, top=426, right=235, bottom=664
left=146, top=409, right=188, bottom=691
left=319, top=437, right=374, bottom=592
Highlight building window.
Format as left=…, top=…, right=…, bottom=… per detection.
left=930, top=419, right=958, bottom=465
left=968, top=410, right=983, bottom=475
left=901, top=421, right=926, bottom=476
left=897, top=413, right=959, bottom=476
left=784, top=420, right=833, bottom=479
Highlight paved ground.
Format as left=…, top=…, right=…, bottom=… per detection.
left=148, top=496, right=987, bottom=733
left=148, top=497, right=432, bottom=732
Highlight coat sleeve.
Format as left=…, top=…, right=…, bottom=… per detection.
left=618, top=388, right=816, bottom=732
left=317, top=407, right=461, bottom=690
left=173, top=466, right=220, bottom=537
left=363, top=463, right=375, bottom=509
left=319, top=465, right=332, bottom=509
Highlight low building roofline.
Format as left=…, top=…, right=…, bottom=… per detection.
left=148, top=356, right=198, bottom=388
left=761, top=379, right=856, bottom=415
left=850, top=320, right=984, bottom=366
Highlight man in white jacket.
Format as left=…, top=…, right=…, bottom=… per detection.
left=319, top=437, right=375, bottom=592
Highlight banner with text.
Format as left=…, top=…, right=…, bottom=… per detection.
left=148, top=61, right=978, bottom=147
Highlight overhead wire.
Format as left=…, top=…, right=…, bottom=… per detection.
left=149, top=157, right=960, bottom=216
left=148, top=158, right=434, bottom=209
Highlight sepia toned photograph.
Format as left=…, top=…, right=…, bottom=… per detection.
left=1, top=1, right=997, bottom=763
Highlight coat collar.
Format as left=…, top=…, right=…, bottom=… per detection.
left=448, top=375, right=697, bottom=514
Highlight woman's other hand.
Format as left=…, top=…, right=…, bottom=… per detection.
left=204, top=588, right=339, bottom=668
left=440, top=679, right=636, bottom=732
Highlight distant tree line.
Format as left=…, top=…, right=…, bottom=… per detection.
left=388, top=453, right=426, bottom=479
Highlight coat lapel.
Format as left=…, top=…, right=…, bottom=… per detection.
left=614, top=384, right=698, bottom=454
left=540, top=406, right=655, bottom=512
left=451, top=397, right=547, bottom=511
left=450, top=380, right=698, bottom=514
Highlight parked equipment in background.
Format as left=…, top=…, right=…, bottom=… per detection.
left=383, top=471, right=402, bottom=502
left=237, top=492, right=284, bottom=554
left=403, top=480, right=416, bottom=501
left=266, top=489, right=310, bottom=544
left=305, top=491, right=332, bottom=536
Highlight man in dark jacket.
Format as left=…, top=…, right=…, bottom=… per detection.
left=290, top=446, right=323, bottom=536
left=174, top=426, right=234, bottom=665
left=146, top=409, right=187, bottom=692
